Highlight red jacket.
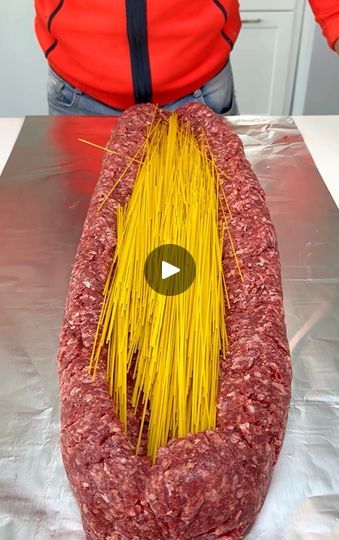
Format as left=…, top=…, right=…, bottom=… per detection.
left=309, top=0, right=339, bottom=49
left=35, top=1, right=339, bottom=110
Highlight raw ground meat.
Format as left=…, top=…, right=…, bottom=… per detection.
left=57, top=103, right=292, bottom=539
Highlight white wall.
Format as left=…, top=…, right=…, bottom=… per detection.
left=303, top=25, right=339, bottom=114
left=0, top=1, right=48, bottom=116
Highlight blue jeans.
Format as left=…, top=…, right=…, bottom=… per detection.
left=48, top=61, right=239, bottom=116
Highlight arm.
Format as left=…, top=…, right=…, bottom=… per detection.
left=308, top=0, right=339, bottom=53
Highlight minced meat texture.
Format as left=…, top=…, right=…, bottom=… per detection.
left=57, top=103, right=291, bottom=539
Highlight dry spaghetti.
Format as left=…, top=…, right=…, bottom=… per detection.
left=89, top=113, right=234, bottom=461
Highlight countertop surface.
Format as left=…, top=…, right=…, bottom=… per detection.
left=1, top=115, right=338, bottom=208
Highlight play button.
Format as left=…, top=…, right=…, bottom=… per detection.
left=144, top=244, right=196, bottom=296
left=162, top=261, right=180, bottom=280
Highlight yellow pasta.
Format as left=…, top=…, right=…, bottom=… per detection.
left=89, top=113, right=241, bottom=462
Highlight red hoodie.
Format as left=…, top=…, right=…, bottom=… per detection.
left=35, top=0, right=339, bottom=110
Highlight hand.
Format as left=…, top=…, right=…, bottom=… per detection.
left=335, top=39, right=339, bottom=55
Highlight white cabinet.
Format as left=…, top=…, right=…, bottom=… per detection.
left=231, top=1, right=305, bottom=115
left=240, top=0, right=296, bottom=10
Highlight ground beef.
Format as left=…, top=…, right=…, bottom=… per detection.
left=57, top=103, right=292, bottom=539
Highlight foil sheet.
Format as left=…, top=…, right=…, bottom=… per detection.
left=0, top=116, right=338, bottom=540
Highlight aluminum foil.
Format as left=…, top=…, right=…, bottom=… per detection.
left=0, top=116, right=338, bottom=540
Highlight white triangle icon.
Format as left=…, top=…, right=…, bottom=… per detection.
left=161, top=260, right=180, bottom=280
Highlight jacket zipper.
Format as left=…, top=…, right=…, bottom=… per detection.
left=221, top=30, right=234, bottom=49
left=212, top=0, right=234, bottom=49
left=125, top=0, right=152, bottom=103
left=212, top=0, right=227, bottom=22
left=44, top=0, right=65, bottom=58
left=47, top=0, right=65, bottom=32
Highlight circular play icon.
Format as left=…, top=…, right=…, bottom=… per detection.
left=144, top=244, right=196, bottom=296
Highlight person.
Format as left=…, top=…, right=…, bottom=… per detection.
left=34, top=0, right=339, bottom=116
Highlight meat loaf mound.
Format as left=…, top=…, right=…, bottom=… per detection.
left=57, top=103, right=292, bottom=540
